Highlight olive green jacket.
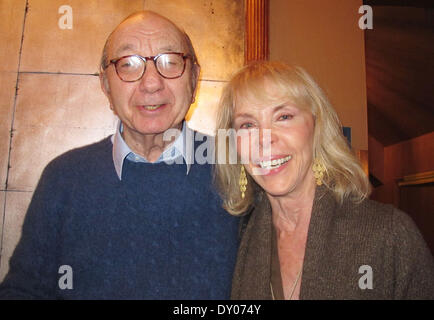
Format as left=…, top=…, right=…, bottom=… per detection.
left=231, top=186, right=434, bottom=300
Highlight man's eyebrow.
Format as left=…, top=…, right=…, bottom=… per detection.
left=156, top=45, right=181, bottom=53
left=114, top=45, right=181, bottom=58
left=115, top=44, right=136, bottom=56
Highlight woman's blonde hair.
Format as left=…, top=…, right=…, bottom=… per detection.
left=214, top=61, right=371, bottom=215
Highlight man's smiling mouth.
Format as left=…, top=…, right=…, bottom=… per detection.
left=141, top=104, right=164, bottom=111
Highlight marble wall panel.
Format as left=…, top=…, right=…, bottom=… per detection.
left=144, top=0, right=244, bottom=81
left=8, top=125, right=114, bottom=192
left=20, top=0, right=144, bottom=74
left=8, top=73, right=116, bottom=191
left=13, top=73, right=115, bottom=129
left=186, top=80, right=225, bottom=136
left=0, top=191, right=5, bottom=260
left=0, top=73, right=18, bottom=190
left=0, top=0, right=26, bottom=72
left=0, top=191, right=33, bottom=281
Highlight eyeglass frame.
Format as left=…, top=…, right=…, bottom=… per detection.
left=103, top=52, right=193, bottom=82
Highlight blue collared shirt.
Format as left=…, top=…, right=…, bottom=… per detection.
left=111, top=120, right=192, bottom=180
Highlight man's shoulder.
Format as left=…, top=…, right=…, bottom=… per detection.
left=44, top=136, right=113, bottom=176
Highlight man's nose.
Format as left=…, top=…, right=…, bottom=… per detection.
left=138, top=60, right=164, bottom=93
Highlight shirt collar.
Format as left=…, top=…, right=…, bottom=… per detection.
left=111, top=120, right=192, bottom=180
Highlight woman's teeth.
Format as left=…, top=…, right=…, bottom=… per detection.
left=259, top=155, right=292, bottom=169
left=143, top=104, right=163, bottom=110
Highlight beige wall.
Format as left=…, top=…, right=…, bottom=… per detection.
left=269, top=0, right=368, bottom=151
left=0, top=0, right=244, bottom=280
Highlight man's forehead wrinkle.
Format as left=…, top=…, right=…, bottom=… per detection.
left=121, top=15, right=183, bottom=39
left=115, top=43, right=135, bottom=54
left=111, top=35, right=183, bottom=58
left=108, top=20, right=185, bottom=58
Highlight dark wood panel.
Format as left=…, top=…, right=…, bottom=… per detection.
left=365, top=6, right=434, bottom=146
left=364, top=0, right=434, bottom=8
left=399, top=183, right=434, bottom=255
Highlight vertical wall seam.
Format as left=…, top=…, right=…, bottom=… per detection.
left=1, top=0, right=29, bottom=266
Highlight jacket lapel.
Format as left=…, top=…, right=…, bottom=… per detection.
left=300, top=186, right=337, bottom=299
left=231, top=197, right=273, bottom=299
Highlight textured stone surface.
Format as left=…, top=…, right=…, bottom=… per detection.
left=0, top=0, right=26, bottom=72
left=0, top=72, right=18, bottom=190
left=20, top=0, right=144, bottom=74
left=0, top=191, right=33, bottom=281
left=144, top=0, right=244, bottom=81
left=8, top=73, right=116, bottom=191
left=186, top=80, right=225, bottom=136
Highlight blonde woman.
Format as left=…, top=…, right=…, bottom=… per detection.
left=214, top=61, right=434, bottom=299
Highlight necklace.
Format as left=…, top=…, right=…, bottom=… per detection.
left=288, top=268, right=302, bottom=299
left=270, top=268, right=302, bottom=300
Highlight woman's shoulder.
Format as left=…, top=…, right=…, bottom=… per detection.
left=341, top=196, right=394, bottom=217
left=338, top=196, right=429, bottom=251
left=343, top=197, right=409, bottom=223
left=326, top=194, right=434, bottom=299
left=348, top=199, right=434, bottom=299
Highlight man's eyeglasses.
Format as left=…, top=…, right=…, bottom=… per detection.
left=104, top=52, right=192, bottom=82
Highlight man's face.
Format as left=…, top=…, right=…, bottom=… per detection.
left=102, top=15, right=198, bottom=138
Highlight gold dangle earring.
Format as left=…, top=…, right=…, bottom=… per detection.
left=239, top=166, right=248, bottom=199
left=312, top=158, right=326, bottom=186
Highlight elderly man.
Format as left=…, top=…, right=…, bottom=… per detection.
left=0, top=11, right=239, bottom=299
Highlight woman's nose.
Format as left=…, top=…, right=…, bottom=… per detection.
left=258, top=128, right=277, bottom=149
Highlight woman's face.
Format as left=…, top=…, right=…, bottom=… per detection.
left=232, top=85, right=316, bottom=198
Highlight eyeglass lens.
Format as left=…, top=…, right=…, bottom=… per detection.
left=115, top=54, right=186, bottom=81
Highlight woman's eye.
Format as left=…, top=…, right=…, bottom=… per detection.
left=239, top=123, right=254, bottom=129
left=278, top=114, right=293, bottom=120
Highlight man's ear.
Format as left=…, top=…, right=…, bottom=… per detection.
left=99, top=71, right=114, bottom=111
left=191, top=65, right=201, bottom=104
left=99, top=71, right=109, bottom=94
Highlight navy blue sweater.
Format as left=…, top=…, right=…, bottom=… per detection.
left=0, top=137, right=239, bottom=299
